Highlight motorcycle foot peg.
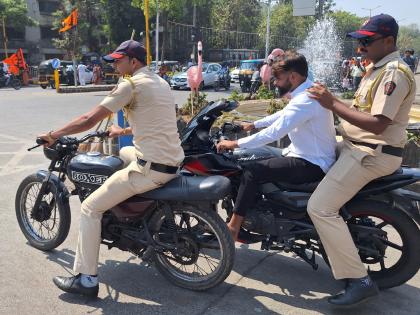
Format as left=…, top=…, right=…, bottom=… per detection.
left=141, top=245, right=154, bottom=262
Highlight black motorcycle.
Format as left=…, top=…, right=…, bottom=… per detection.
left=214, top=70, right=231, bottom=91
left=0, top=74, right=21, bottom=90
left=180, top=99, right=420, bottom=290
left=15, top=132, right=235, bottom=291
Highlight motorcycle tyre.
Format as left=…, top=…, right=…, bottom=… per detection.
left=320, top=200, right=420, bottom=290
left=214, top=81, right=220, bottom=92
left=150, top=204, right=235, bottom=291
left=12, top=79, right=21, bottom=90
left=15, top=174, right=71, bottom=251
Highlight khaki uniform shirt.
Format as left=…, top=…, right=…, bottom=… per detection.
left=99, top=67, right=185, bottom=166
left=339, top=51, right=416, bottom=148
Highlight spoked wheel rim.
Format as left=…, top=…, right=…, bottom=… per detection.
left=348, top=212, right=407, bottom=279
left=154, top=210, right=225, bottom=283
left=19, top=181, right=61, bottom=242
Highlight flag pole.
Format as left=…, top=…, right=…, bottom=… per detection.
left=72, top=23, right=78, bottom=87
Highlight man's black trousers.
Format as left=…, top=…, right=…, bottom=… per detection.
left=233, top=156, right=325, bottom=216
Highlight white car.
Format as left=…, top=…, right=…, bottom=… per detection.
left=230, top=68, right=240, bottom=83
left=170, top=63, right=221, bottom=90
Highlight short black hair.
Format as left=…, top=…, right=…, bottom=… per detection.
left=272, top=52, right=308, bottom=78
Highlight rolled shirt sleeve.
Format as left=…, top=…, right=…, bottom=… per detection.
left=370, top=68, right=411, bottom=120
left=99, top=80, right=133, bottom=113
left=238, top=97, right=315, bottom=148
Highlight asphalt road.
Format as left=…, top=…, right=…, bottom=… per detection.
left=0, top=86, right=419, bottom=315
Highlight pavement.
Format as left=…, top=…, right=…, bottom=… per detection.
left=0, top=86, right=419, bottom=315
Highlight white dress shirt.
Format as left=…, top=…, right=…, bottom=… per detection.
left=237, top=79, right=337, bottom=173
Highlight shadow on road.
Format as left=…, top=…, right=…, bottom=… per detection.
left=41, top=245, right=420, bottom=314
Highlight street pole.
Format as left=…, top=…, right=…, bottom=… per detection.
left=362, top=5, right=381, bottom=18
left=265, top=0, right=271, bottom=59
left=155, top=0, right=159, bottom=70
left=2, top=16, right=8, bottom=58
left=144, top=0, right=152, bottom=65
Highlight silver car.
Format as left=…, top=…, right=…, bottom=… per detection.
left=170, top=63, right=221, bottom=90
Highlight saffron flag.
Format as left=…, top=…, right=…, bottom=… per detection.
left=59, top=9, right=78, bottom=33
left=3, top=48, right=27, bottom=75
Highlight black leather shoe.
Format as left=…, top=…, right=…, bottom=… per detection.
left=328, top=276, right=379, bottom=306
left=53, top=274, right=99, bottom=298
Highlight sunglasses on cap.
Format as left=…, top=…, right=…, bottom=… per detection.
left=358, top=36, right=385, bottom=47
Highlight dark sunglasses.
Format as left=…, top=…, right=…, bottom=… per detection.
left=358, top=36, right=384, bottom=47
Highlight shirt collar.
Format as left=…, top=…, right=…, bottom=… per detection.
left=132, top=66, right=148, bottom=76
left=373, top=51, right=400, bottom=69
left=290, top=79, right=313, bottom=98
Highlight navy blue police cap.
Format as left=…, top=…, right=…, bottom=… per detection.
left=103, top=40, right=146, bottom=63
left=347, top=14, right=399, bottom=39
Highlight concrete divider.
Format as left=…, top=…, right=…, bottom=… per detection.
left=57, top=84, right=116, bottom=93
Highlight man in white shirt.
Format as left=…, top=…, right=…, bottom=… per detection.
left=216, top=52, right=337, bottom=241
left=77, top=63, right=87, bottom=86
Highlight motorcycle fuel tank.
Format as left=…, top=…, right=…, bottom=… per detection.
left=67, top=152, right=124, bottom=188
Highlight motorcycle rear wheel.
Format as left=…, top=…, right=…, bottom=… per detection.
left=149, top=203, right=235, bottom=291
left=15, top=174, right=71, bottom=251
left=12, top=79, right=21, bottom=90
left=321, top=200, right=420, bottom=290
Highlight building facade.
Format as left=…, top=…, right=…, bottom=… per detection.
left=1, top=0, right=65, bottom=65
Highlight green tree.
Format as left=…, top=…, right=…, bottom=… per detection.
left=101, top=0, right=145, bottom=49
left=51, top=0, right=106, bottom=58
left=398, top=24, right=420, bottom=55
left=327, top=10, right=364, bottom=57
left=209, top=0, right=262, bottom=49
left=0, top=0, right=36, bottom=57
left=262, top=2, right=316, bottom=51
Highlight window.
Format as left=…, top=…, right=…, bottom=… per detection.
left=4, top=28, right=25, bottom=40
left=38, top=1, right=60, bottom=15
left=40, top=26, right=56, bottom=39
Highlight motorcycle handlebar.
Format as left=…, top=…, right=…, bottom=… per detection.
left=28, top=131, right=110, bottom=151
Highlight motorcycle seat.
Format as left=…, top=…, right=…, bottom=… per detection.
left=140, top=175, right=231, bottom=201
left=276, top=168, right=406, bottom=193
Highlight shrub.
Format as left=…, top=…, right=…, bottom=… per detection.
left=266, top=98, right=289, bottom=114
left=180, top=92, right=208, bottom=116
left=341, top=91, right=355, bottom=99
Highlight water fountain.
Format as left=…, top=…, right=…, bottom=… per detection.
left=301, top=17, right=343, bottom=89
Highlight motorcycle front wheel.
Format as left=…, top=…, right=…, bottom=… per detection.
left=149, top=203, right=235, bottom=291
left=321, top=200, right=420, bottom=290
left=15, top=174, right=71, bottom=251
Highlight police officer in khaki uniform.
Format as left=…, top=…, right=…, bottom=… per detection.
left=307, top=14, right=415, bottom=306
left=39, top=40, right=184, bottom=297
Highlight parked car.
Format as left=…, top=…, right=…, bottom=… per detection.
left=170, top=63, right=221, bottom=90
left=230, top=67, right=240, bottom=83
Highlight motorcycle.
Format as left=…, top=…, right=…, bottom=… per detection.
left=214, top=70, right=231, bottom=92
left=15, top=132, right=235, bottom=291
left=0, top=74, right=21, bottom=90
left=180, top=99, right=420, bottom=290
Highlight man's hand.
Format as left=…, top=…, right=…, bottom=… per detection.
left=108, top=125, right=124, bottom=138
left=38, top=132, right=56, bottom=147
left=307, top=83, right=335, bottom=110
left=241, top=122, right=255, bottom=132
left=216, top=139, right=239, bottom=153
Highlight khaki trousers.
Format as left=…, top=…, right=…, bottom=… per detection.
left=307, top=140, right=402, bottom=280
left=73, top=147, right=178, bottom=275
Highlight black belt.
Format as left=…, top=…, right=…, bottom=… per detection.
left=349, top=141, right=404, bottom=157
left=137, top=158, right=179, bottom=174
